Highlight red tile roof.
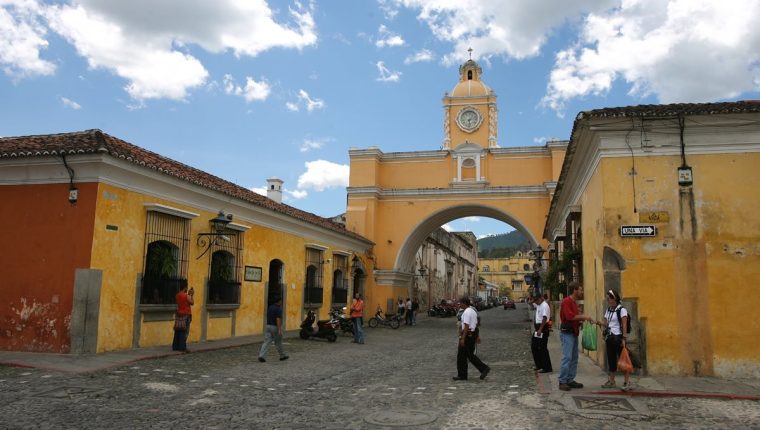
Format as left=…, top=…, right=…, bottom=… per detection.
left=0, top=129, right=373, bottom=245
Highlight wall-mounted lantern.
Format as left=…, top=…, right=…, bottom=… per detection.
left=196, top=211, right=233, bottom=259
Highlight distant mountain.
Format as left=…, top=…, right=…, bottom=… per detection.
left=477, top=231, right=530, bottom=258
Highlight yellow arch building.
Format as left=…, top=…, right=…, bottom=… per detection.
left=346, top=59, right=566, bottom=309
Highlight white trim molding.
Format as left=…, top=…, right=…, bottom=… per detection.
left=144, top=203, right=199, bottom=219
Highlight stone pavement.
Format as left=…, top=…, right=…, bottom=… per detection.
left=0, top=304, right=758, bottom=429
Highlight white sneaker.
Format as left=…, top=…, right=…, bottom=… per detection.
left=622, top=382, right=633, bottom=391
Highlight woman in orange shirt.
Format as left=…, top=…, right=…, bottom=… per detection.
left=172, top=285, right=194, bottom=352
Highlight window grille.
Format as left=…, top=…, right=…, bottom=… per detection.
left=207, top=231, right=243, bottom=305
left=331, top=254, right=348, bottom=305
left=140, top=211, right=190, bottom=305
left=304, top=248, right=323, bottom=305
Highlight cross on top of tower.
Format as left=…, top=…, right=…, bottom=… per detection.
left=468, top=47, right=473, bottom=59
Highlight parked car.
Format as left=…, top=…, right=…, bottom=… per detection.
left=503, top=299, right=516, bottom=310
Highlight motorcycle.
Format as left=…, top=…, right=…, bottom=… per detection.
left=329, top=308, right=354, bottom=336
left=367, top=308, right=401, bottom=329
left=299, top=310, right=338, bottom=342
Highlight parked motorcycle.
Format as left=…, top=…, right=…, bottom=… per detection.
left=329, top=308, right=354, bottom=336
left=367, top=308, right=401, bottom=329
left=299, top=310, right=338, bottom=342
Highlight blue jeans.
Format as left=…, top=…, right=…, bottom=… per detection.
left=258, top=325, right=285, bottom=359
left=353, top=317, right=364, bottom=344
left=559, top=331, right=579, bottom=384
left=172, top=314, right=191, bottom=351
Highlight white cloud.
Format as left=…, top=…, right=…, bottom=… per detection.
left=250, top=186, right=267, bottom=196
left=300, top=137, right=332, bottom=152
left=463, top=216, right=481, bottom=222
left=393, top=0, right=613, bottom=64
left=297, top=159, right=349, bottom=192
left=541, top=0, right=760, bottom=114
left=0, top=0, right=56, bottom=79
left=286, top=188, right=308, bottom=199
left=28, top=0, right=316, bottom=101
left=223, top=74, right=270, bottom=102
left=533, top=137, right=547, bottom=144
left=60, top=96, right=81, bottom=109
left=404, top=49, right=434, bottom=64
left=286, top=89, right=325, bottom=112
left=375, top=61, right=401, bottom=82
left=375, top=24, right=404, bottom=48
left=441, top=223, right=453, bottom=232
left=298, top=89, right=325, bottom=111
left=377, top=0, right=400, bottom=20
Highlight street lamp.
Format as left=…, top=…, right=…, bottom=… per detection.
left=416, top=267, right=432, bottom=311
left=532, top=244, right=545, bottom=296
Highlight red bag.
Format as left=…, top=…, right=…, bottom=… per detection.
left=617, top=346, right=633, bottom=374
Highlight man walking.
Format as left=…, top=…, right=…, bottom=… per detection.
left=453, top=297, right=490, bottom=381
left=558, top=282, right=594, bottom=390
left=258, top=297, right=288, bottom=362
left=531, top=294, right=552, bottom=373
left=405, top=297, right=413, bottom=325
left=350, top=292, right=365, bottom=344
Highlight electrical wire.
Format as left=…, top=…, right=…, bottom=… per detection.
left=623, top=117, right=638, bottom=213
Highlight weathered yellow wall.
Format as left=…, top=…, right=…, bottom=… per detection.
left=91, top=183, right=365, bottom=352
left=577, top=153, right=760, bottom=376
left=478, top=257, right=533, bottom=298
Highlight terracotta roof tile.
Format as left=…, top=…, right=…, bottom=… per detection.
left=0, top=129, right=373, bottom=245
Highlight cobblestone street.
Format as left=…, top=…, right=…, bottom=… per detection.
left=1, top=304, right=758, bottom=429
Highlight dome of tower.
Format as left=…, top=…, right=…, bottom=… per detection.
left=450, top=59, right=492, bottom=97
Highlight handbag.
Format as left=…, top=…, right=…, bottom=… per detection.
left=173, top=313, right=187, bottom=331
left=617, top=346, right=634, bottom=373
left=581, top=322, right=597, bottom=351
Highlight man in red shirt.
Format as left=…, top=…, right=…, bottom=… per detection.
left=558, top=281, right=595, bottom=391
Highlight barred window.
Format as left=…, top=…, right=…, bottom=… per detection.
left=331, top=254, right=348, bottom=306
left=207, top=230, right=243, bottom=305
left=140, top=211, right=190, bottom=305
left=304, top=247, right=323, bottom=305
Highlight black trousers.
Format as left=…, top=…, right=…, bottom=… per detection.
left=531, top=323, right=552, bottom=371
left=456, top=333, right=488, bottom=378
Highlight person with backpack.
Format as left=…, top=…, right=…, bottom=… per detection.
left=596, top=289, right=632, bottom=390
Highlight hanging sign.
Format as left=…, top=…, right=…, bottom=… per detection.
left=620, top=225, right=657, bottom=237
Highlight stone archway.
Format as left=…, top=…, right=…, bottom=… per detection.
left=394, top=204, right=539, bottom=274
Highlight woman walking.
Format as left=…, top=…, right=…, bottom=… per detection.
left=597, top=290, right=632, bottom=390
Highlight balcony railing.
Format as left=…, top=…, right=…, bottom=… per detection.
left=332, top=288, right=348, bottom=305
left=140, top=277, right=188, bottom=305
left=304, top=287, right=324, bottom=305
left=208, top=280, right=241, bottom=305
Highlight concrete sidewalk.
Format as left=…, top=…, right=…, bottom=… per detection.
left=537, top=325, right=760, bottom=401
left=0, top=331, right=299, bottom=373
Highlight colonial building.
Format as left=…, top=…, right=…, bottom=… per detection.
left=478, top=252, right=534, bottom=300
left=411, top=229, right=478, bottom=311
left=346, top=59, right=565, bottom=312
left=0, top=130, right=373, bottom=353
left=544, top=101, right=760, bottom=377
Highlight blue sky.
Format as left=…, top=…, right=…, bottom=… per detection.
left=3, top=0, right=760, bottom=239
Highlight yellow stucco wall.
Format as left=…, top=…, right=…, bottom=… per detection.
left=90, top=183, right=367, bottom=353
left=578, top=153, right=760, bottom=376
left=478, top=257, right=533, bottom=298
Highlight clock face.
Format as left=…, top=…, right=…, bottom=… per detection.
left=456, top=108, right=482, bottom=132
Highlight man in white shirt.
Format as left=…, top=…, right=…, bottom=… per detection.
left=453, top=297, right=490, bottom=381
left=531, top=294, right=553, bottom=373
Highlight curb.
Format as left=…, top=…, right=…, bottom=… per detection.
left=590, top=390, right=760, bottom=401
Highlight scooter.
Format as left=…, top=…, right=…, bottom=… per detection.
left=299, top=310, right=338, bottom=342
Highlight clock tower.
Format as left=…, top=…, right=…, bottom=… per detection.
left=442, top=58, right=498, bottom=150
